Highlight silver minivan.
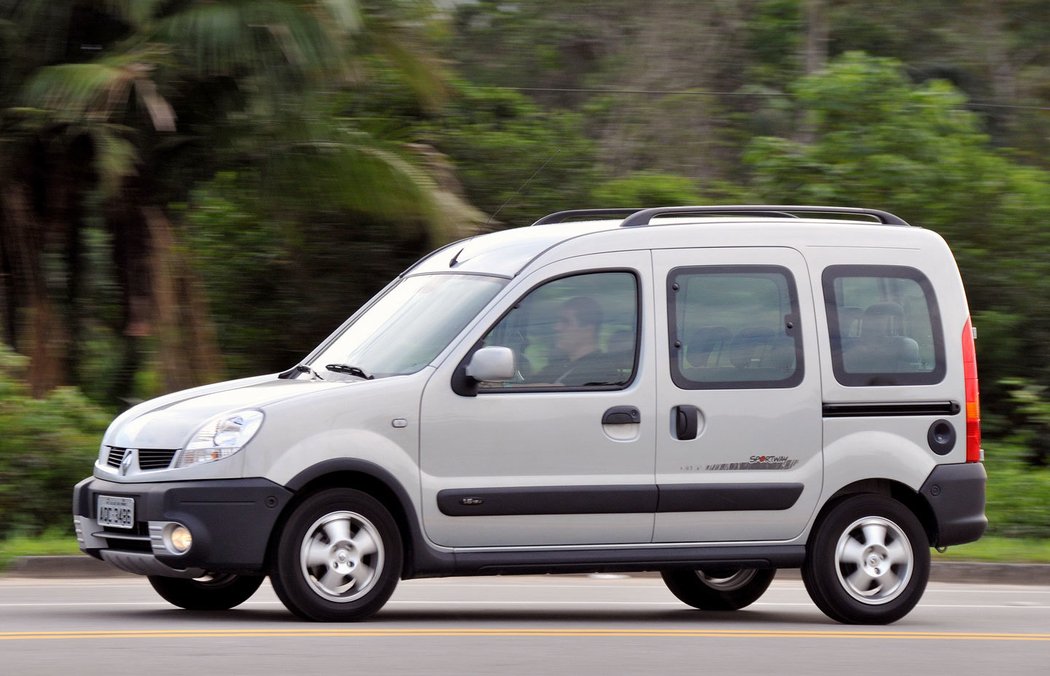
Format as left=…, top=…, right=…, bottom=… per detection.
left=74, top=205, right=987, bottom=624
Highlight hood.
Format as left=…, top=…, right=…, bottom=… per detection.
left=105, top=377, right=350, bottom=450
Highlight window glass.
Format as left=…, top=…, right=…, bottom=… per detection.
left=823, top=265, right=945, bottom=386
left=480, top=272, right=638, bottom=390
left=311, top=273, right=505, bottom=378
left=669, top=266, right=802, bottom=389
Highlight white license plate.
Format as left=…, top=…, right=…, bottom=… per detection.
left=97, top=495, right=135, bottom=529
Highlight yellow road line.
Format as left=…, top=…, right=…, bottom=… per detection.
left=1, top=628, right=1048, bottom=641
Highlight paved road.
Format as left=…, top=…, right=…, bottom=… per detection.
left=1, top=575, right=1048, bottom=675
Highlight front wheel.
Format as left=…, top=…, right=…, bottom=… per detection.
left=148, top=573, right=264, bottom=610
left=270, top=488, right=403, bottom=622
left=802, top=494, right=930, bottom=624
left=661, top=567, right=776, bottom=610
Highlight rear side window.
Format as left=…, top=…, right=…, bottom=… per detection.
left=669, top=266, right=803, bottom=389
left=823, top=265, right=945, bottom=386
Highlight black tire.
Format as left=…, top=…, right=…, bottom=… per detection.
left=802, top=494, right=930, bottom=624
left=661, top=567, right=776, bottom=611
left=270, top=488, right=402, bottom=622
left=148, top=573, right=264, bottom=611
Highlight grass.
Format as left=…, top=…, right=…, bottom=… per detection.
left=0, top=532, right=81, bottom=570
left=933, top=536, right=1050, bottom=564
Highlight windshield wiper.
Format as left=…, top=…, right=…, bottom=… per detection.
left=291, top=364, right=324, bottom=380
left=325, top=364, right=374, bottom=380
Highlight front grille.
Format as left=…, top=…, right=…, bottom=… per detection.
left=101, top=535, right=152, bottom=553
left=104, top=447, right=178, bottom=471
left=102, top=522, right=150, bottom=538
left=105, top=447, right=125, bottom=467
left=138, top=449, right=178, bottom=470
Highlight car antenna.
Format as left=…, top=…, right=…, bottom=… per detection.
left=486, top=148, right=561, bottom=229
left=451, top=149, right=561, bottom=268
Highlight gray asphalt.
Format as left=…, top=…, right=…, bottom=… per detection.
left=8, top=553, right=1050, bottom=585
left=1, top=573, right=1048, bottom=676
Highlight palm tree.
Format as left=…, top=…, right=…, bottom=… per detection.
left=1, top=0, right=471, bottom=400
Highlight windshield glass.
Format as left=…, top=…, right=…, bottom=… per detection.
left=309, top=274, right=506, bottom=378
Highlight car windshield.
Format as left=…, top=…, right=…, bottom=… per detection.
left=309, top=273, right=506, bottom=379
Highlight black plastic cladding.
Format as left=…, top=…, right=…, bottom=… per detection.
left=531, top=208, right=644, bottom=225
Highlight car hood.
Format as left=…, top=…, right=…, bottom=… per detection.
left=104, top=376, right=351, bottom=450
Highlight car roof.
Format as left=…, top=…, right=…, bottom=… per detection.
left=406, top=206, right=929, bottom=279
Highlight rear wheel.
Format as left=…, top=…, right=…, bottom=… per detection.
left=802, top=494, right=929, bottom=624
left=661, top=567, right=776, bottom=610
left=148, top=573, right=264, bottom=611
left=270, top=488, right=402, bottom=622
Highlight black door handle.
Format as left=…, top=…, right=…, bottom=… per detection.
left=675, top=405, right=699, bottom=440
left=602, top=406, right=641, bottom=425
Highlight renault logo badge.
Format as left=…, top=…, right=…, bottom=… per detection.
left=119, top=449, right=134, bottom=476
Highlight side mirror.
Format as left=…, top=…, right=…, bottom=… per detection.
left=465, top=346, right=515, bottom=382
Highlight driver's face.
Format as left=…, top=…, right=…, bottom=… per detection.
left=555, top=310, right=589, bottom=353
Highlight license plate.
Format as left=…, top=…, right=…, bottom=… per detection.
left=97, top=495, right=135, bottom=529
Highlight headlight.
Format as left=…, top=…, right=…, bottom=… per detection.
left=175, top=410, right=264, bottom=467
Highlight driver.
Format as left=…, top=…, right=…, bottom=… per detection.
left=533, top=296, right=617, bottom=386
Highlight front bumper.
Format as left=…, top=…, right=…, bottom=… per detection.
left=73, top=477, right=293, bottom=576
left=919, top=462, right=988, bottom=547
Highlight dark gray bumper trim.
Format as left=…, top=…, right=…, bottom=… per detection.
left=73, top=477, right=294, bottom=574
left=919, top=462, right=988, bottom=547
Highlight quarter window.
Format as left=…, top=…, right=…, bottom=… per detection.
left=669, top=266, right=803, bottom=389
left=823, top=265, right=945, bottom=386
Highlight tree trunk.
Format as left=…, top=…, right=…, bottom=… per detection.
left=0, top=183, right=70, bottom=396
left=143, top=206, right=225, bottom=392
left=804, top=0, right=828, bottom=76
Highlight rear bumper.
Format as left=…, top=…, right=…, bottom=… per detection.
left=919, top=462, right=987, bottom=547
left=73, top=476, right=293, bottom=576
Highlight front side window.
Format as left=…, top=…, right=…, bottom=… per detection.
left=823, top=265, right=944, bottom=386
left=479, top=271, right=639, bottom=390
left=669, top=266, right=803, bottom=389
left=311, top=273, right=506, bottom=379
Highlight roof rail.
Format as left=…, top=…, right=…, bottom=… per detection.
left=618, top=205, right=910, bottom=227
left=531, top=208, right=643, bottom=226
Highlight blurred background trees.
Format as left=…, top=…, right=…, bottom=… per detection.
left=1, top=0, right=476, bottom=402
left=2, top=0, right=1050, bottom=535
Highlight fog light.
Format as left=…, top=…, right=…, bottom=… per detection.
left=166, top=524, right=193, bottom=554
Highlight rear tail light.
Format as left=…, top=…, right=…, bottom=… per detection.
left=961, top=317, right=982, bottom=462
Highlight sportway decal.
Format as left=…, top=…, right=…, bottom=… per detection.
left=706, top=456, right=799, bottom=471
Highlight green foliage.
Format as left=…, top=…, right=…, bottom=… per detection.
left=745, top=0, right=803, bottom=86
left=999, top=378, right=1050, bottom=465
left=590, top=171, right=700, bottom=207
left=0, top=346, right=110, bottom=539
left=0, top=529, right=82, bottom=570
left=180, top=171, right=432, bottom=377
left=983, top=441, right=1050, bottom=538
left=424, top=84, right=599, bottom=227
left=936, top=536, right=1050, bottom=563
left=744, top=53, right=992, bottom=213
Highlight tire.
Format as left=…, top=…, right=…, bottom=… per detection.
left=661, top=567, right=776, bottom=611
left=270, top=488, right=402, bottom=622
left=802, top=494, right=930, bottom=624
left=148, top=573, right=264, bottom=611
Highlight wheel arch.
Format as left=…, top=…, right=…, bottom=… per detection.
left=813, top=479, right=937, bottom=548
left=272, top=459, right=453, bottom=579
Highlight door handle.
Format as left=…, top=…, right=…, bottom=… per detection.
left=602, top=406, right=641, bottom=425
left=675, top=405, right=700, bottom=440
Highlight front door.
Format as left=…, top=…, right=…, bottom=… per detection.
left=652, top=247, right=823, bottom=543
left=419, top=252, right=656, bottom=548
